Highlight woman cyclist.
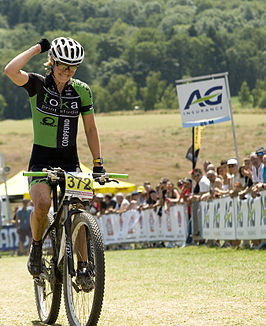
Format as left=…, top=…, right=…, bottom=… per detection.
left=4, top=37, right=105, bottom=279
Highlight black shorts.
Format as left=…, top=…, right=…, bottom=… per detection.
left=28, top=163, right=81, bottom=189
left=28, top=144, right=81, bottom=189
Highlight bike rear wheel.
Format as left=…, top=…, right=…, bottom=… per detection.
left=63, top=211, right=105, bottom=326
left=34, top=213, right=62, bottom=324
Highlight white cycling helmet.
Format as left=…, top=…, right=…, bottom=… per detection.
left=50, top=37, right=84, bottom=65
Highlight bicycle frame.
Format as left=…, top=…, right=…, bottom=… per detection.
left=41, top=181, right=86, bottom=278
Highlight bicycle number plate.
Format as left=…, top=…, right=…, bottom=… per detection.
left=65, top=172, right=93, bottom=199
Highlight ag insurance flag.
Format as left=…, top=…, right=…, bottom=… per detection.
left=176, top=77, right=231, bottom=128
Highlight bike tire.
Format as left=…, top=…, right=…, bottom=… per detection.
left=63, top=211, right=105, bottom=326
left=34, top=213, right=62, bottom=324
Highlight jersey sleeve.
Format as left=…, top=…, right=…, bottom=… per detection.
left=20, top=73, right=44, bottom=97
left=72, top=79, right=94, bottom=115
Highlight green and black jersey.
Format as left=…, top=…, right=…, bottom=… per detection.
left=21, top=73, right=93, bottom=170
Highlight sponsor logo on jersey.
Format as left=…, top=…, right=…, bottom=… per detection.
left=40, top=117, right=56, bottom=127
left=62, top=119, right=70, bottom=147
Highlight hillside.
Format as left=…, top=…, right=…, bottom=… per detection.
left=0, top=111, right=265, bottom=188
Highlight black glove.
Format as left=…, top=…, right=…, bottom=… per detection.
left=93, top=166, right=106, bottom=175
left=37, top=38, right=51, bottom=53
left=93, top=166, right=106, bottom=185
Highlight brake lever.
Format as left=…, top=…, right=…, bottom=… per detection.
left=108, top=179, right=119, bottom=184
left=94, top=177, right=106, bottom=185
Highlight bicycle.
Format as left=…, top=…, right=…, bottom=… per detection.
left=23, top=168, right=128, bottom=326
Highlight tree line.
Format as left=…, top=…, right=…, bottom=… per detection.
left=0, top=0, right=265, bottom=119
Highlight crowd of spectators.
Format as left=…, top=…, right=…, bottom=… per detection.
left=89, top=146, right=266, bottom=249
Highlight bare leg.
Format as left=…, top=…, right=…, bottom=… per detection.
left=29, top=183, right=51, bottom=241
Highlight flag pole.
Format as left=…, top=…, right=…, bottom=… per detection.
left=224, top=73, right=239, bottom=163
left=192, top=127, right=195, bottom=169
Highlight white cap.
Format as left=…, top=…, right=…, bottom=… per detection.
left=227, top=158, right=238, bottom=165
left=96, top=193, right=104, bottom=199
left=116, top=192, right=124, bottom=197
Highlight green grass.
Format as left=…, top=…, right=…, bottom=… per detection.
left=0, top=247, right=265, bottom=326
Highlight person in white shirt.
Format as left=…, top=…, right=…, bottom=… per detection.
left=250, top=152, right=264, bottom=183
left=193, top=168, right=210, bottom=194
left=115, top=193, right=129, bottom=211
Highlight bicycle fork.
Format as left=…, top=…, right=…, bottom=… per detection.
left=58, top=201, right=81, bottom=277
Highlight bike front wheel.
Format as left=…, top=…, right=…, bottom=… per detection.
left=63, top=211, right=105, bottom=326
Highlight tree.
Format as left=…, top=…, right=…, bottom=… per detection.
left=258, top=92, right=266, bottom=109
left=238, top=81, right=252, bottom=107
left=107, top=74, right=137, bottom=111
left=96, top=35, right=125, bottom=64
left=0, top=94, right=7, bottom=120
left=92, top=84, right=112, bottom=113
left=155, top=84, right=178, bottom=110
left=140, top=72, right=166, bottom=111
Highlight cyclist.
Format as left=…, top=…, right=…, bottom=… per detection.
left=4, top=38, right=105, bottom=280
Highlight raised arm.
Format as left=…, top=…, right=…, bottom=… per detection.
left=4, top=39, right=50, bottom=86
left=4, top=45, right=41, bottom=86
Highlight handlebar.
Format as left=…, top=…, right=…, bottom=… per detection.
left=23, top=170, right=128, bottom=180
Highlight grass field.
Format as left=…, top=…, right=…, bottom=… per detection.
left=0, top=111, right=266, bottom=188
left=0, top=246, right=265, bottom=326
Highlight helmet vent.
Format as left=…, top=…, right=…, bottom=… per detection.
left=64, top=46, right=69, bottom=57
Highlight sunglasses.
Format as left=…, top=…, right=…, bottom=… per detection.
left=55, top=62, right=78, bottom=72
left=257, top=152, right=264, bottom=156
left=194, top=174, right=201, bottom=177
left=228, top=164, right=236, bottom=168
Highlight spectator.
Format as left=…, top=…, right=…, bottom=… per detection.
left=165, top=180, right=179, bottom=208
left=142, top=189, right=159, bottom=210
left=227, top=158, right=244, bottom=194
left=95, top=193, right=104, bottom=212
left=255, top=146, right=265, bottom=164
left=115, top=193, right=129, bottom=212
left=203, top=160, right=212, bottom=173
left=0, top=196, right=2, bottom=228
left=137, top=186, right=147, bottom=206
left=207, top=170, right=216, bottom=188
left=250, top=152, right=264, bottom=183
left=238, top=166, right=246, bottom=186
left=206, top=163, right=215, bottom=172
left=179, top=178, right=193, bottom=246
left=242, top=157, right=253, bottom=187
left=263, top=154, right=266, bottom=183
left=193, top=168, right=210, bottom=194
left=98, top=201, right=107, bottom=218
left=104, top=193, right=116, bottom=212
left=127, top=191, right=140, bottom=210
left=143, top=181, right=152, bottom=193
left=14, top=198, right=32, bottom=256
left=201, top=170, right=217, bottom=201
left=217, top=160, right=230, bottom=190
left=157, top=177, right=169, bottom=216
left=125, top=193, right=132, bottom=203
left=0, top=196, right=2, bottom=258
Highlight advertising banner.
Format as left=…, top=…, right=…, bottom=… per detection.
left=0, top=224, right=29, bottom=251
left=176, top=78, right=231, bottom=128
left=259, top=190, right=266, bottom=238
left=201, top=193, right=266, bottom=240
left=100, top=206, right=187, bottom=245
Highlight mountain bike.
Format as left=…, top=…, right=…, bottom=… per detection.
left=23, top=168, right=128, bottom=326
